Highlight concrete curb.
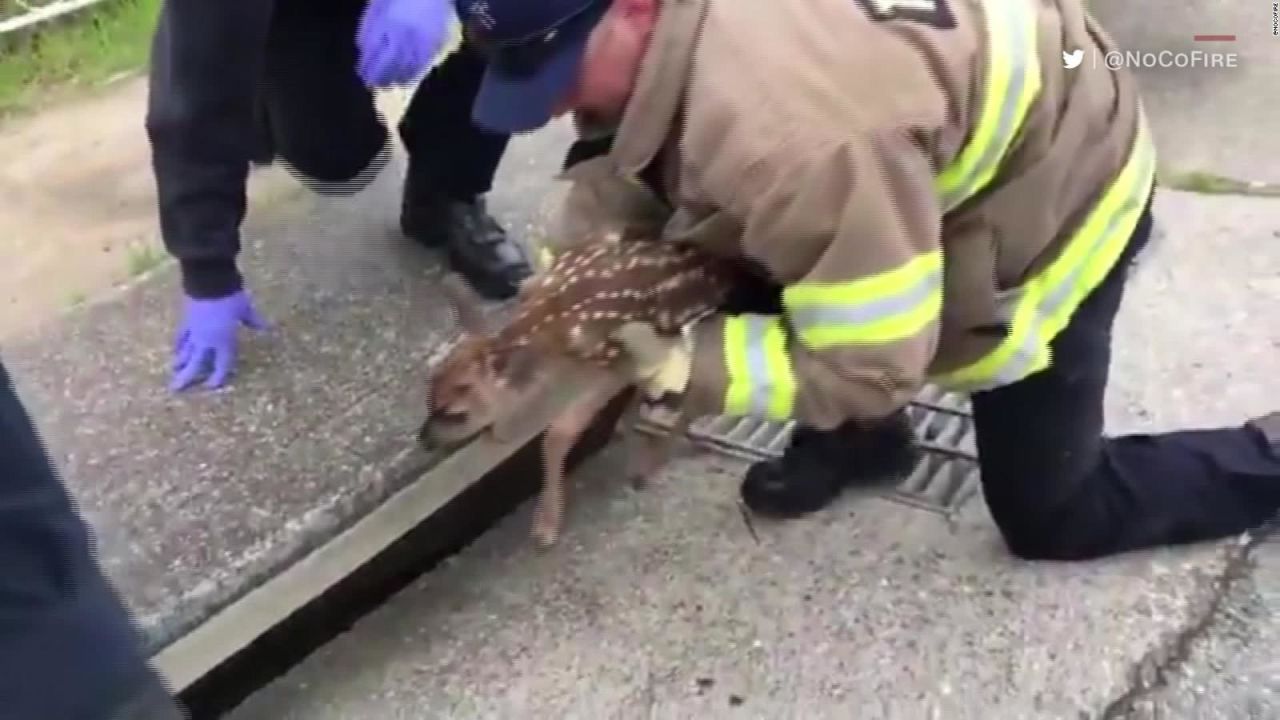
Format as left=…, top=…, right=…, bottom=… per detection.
left=163, top=380, right=631, bottom=714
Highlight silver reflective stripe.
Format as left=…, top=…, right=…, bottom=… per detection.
left=990, top=319, right=1043, bottom=387
left=950, top=127, right=1158, bottom=393
left=939, top=0, right=1039, bottom=212
left=741, top=315, right=775, bottom=416
left=1039, top=144, right=1157, bottom=322
left=787, top=264, right=943, bottom=336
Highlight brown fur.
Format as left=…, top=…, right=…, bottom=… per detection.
left=418, top=238, right=742, bottom=548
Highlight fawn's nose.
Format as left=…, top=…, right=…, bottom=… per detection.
left=416, top=409, right=469, bottom=450
left=430, top=408, right=468, bottom=424
left=416, top=419, right=436, bottom=450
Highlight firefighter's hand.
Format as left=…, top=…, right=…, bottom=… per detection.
left=610, top=321, right=694, bottom=400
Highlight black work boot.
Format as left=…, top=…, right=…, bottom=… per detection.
left=1249, top=411, right=1280, bottom=455
left=249, top=96, right=275, bottom=168
left=401, top=173, right=532, bottom=301
left=741, top=409, right=921, bottom=518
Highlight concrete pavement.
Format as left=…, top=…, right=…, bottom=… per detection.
left=1129, top=530, right=1280, bottom=719
left=224, top=189, right=1280, bottom=719
left=1, top=113, right=576, bottom=659
left=1089, top=0, right=1280, bottom=186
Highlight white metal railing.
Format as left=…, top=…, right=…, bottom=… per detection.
left=0, top=0, right=107, bottom=36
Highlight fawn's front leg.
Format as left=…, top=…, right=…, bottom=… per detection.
left=623, top=401, right=696, bottom=489
left=614, top=388, right=653, bottom=489
left=533, top=366, right=632, bottom=549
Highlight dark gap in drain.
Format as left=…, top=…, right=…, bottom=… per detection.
left=177, top=392, right=634, bottom=719
left=894, top=392, right=979, bottom=512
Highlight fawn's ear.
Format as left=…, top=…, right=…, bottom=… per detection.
left=440, top=273, right=489, bottom=333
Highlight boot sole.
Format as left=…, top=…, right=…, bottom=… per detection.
left=741, top=442, right=924, bottom=519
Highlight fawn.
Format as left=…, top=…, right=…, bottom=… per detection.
left=417, top=237, right=743, bottom=548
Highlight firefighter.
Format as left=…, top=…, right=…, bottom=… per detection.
left=458, top=0, right=1280, bottom=560
left=147, top=0, right=534, bottom=392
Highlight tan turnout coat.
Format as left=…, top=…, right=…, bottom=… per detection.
left=551, top=0, right=1157, bottom=430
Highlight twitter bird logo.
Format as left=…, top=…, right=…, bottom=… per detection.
left=1063, top=49, right=1083, bottom=69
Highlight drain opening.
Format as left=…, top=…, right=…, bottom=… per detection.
left=635, top=385, right=981, bottom=513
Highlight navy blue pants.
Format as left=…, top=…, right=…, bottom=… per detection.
left=971, top=192, right=1280, bottom=560
left=726, top=186, right=1280, bottom=560
left=0, top=362, right=181, bottom=719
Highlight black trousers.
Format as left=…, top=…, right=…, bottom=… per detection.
left=971, top=191, right=1280, bottom=560
left=261, top=0, right=508, bottom=198
left=723, top=189, right=1280, bottom=561
left=0, top=361, right=181, bottom=720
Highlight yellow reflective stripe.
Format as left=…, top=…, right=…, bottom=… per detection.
left=934, top=110, right=1158, bottom=391
left=1038, top=118, right=1157, bottom=337
left=782, top=251, right=943, bottom=349
left=722, top=314, right=797, bottom=421
left=935, top=0, right=1041, bottom=212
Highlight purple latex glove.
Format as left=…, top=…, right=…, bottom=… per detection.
left=355, top=0, right=451, bottom=88
left=170, top=290, right=268, bottom=392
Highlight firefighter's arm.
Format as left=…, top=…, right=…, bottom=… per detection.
left=627, top=130, right=944, bottom=430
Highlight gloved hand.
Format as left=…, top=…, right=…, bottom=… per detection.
left=355, top=0, right=452, bottom=88
left=170, top=290, right=268, bottom=392
left=609, top=321, right=695, bottom=401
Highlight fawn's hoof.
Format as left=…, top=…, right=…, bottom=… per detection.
left=530, top=522, right=560, bottom=549
left=530, top=504, right=561, bottom=549
left=625, top=457, right=659, bottom=490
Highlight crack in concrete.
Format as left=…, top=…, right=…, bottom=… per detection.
left=1098, top=513, right=1280, bottom=719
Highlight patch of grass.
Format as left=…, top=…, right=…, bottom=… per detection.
left=125, top=241, right=165, bottom=277
left=0, top=0, right=159, bottom=119
left=0, top=0, right=452, bottom=121
left=1160, top=169, right=1280, bottom=197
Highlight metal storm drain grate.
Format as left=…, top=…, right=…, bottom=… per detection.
left=634, top=385, right=981, bottom=514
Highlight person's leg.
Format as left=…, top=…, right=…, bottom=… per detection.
left=397, top=41, right=532, bottom=300
left=971, top=193, right=1280, bottom=561
left=398, top=41, right=509, bottom=206
left=260, top=0, right=391, bottom=196
left=0, top=360, right=185, bottom=720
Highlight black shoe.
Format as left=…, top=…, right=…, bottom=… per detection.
left=1248, top=411, right=1280, bottom=454
left=401, top=183, right=532, bottom=301
left=741, top=410, right=921, bottom=518
left=250, top=98, right=275, bottom=168
left=250, top=135, right=275, bottom=168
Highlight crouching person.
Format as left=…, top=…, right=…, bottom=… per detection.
left=458, top=0, right=1280, bottom=560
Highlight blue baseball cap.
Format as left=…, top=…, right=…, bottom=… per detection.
left=460, top=0, right=610, bottom=134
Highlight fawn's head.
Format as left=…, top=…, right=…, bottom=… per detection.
left=417, top=273, right=542, bottom=452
